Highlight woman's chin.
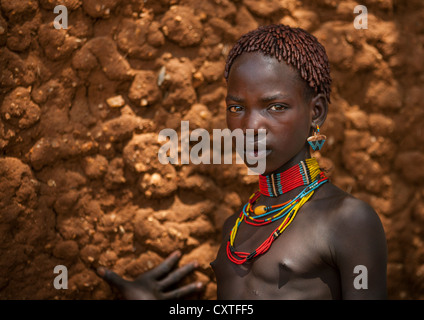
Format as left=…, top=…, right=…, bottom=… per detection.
left=243, top=150, right=272, bottom=175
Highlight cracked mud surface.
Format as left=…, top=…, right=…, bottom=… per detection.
left=1, top=0, right=424, bottom=299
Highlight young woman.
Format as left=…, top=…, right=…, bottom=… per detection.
left=99, top=24, right=387, bottom=300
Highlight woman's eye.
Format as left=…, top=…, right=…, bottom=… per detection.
left=227, top=105, right=244, bottom=113
left=269, top=104, right=287, bottom=111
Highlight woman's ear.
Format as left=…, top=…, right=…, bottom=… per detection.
left=310, top=93, right=328, bottom=128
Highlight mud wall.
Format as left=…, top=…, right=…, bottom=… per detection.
left=1, top=0, right=423, bottom=299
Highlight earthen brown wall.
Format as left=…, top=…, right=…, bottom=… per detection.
left=1, top=0, right=423, bottom=299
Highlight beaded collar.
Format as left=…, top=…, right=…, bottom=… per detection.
left=258, top=158, right=321, bottom=197
left=226, top=157, right=328, bottom=264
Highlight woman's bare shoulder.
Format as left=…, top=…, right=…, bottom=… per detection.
left=315, top=182, right=386, bottom=244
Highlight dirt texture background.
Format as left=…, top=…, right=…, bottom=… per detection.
left=1, top=0, right=423, bottom=300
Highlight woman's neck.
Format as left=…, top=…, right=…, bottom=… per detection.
left=268, top=147, right=311, bottom=176
left=258, top=149, right=318, bottom=198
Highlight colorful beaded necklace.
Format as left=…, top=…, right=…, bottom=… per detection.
left=258, top=158, right=321, bottom=197
left=226, top=158, right=329, bottom=265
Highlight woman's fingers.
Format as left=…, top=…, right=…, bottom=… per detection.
left=97, top=267, right=129, bottom=289
left=146, top=250, right=182, bottom=279
left=162, top=281, right=203, bottom=300
left=158, top=261, right=198, bottom=289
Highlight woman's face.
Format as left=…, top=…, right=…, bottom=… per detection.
left=226, top=52, right=314, bottom=175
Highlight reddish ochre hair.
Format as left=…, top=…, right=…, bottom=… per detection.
left=224, top=24, right=332, bottom=103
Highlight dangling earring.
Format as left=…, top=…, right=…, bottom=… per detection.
left=307, top=124, right=326, bottom=151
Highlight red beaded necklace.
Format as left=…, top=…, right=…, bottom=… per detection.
left=258, top=158, right=318, bottom=197
left=226, top=158, right=328, bottom=264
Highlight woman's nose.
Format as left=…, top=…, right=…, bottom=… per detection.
left=242, top=109, right=266, bottom=136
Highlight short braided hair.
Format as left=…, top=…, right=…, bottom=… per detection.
left=224, top=24, right=332, bottom=103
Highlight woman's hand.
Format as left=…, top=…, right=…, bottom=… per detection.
left=97, top=250, right=203, bottom=300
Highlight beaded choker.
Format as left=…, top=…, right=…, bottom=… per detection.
left=259, top=158, right=322, bottom=197
left=227, top=158, right=328, bottom=265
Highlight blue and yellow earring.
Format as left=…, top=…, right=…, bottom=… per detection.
left=307, top=125, right=326, bottom=151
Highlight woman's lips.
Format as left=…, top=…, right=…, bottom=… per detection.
left=244, top=136, right=270, bottom=161
left=245, top=149, right=272, bottom=160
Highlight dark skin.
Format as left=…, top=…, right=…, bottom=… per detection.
left=99, top=51, right=387, bottom=300
left=210, top=52, right=387, bottom=299
left=97, top=250, right=202, bottom=299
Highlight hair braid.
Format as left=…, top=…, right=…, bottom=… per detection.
left=224, top=24, right=332, bottom=103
